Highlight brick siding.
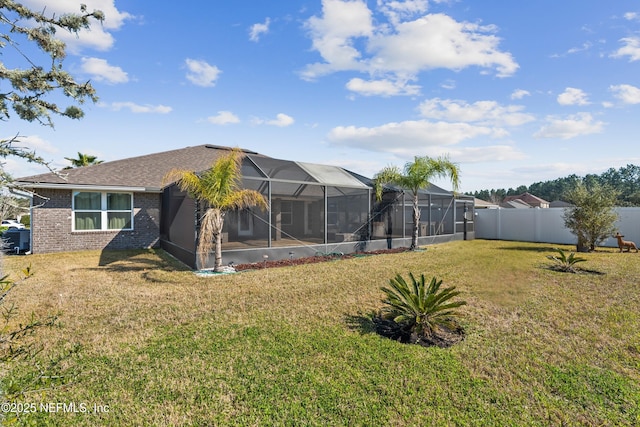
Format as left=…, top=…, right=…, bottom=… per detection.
left=31, top=189, right=161, bottom=254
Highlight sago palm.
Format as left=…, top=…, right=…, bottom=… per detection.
left=373, top=155, right=460, bottom=250
left=164, top=148, right=268, bottom=271
left=546, top=248, right=587, bottom=273
left=380, top=273, right=466, bottom=339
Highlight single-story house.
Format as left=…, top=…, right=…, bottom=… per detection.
left=473, top=198, right=499, bottom=209
left=501, top=192, right=550, bottom=208
left=15, top=145, right=475, bottom=269
left=549, top=200, right=573, bottom=208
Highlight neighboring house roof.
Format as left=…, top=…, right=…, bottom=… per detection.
left=550, top=200, right=573, bottom=208
left=502, top=192, right=550, bottom=208
left=474, top=198, right=499, bottom=208
left=501, top=199, right=533, bottom=209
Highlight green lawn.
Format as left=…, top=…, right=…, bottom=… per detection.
left=2, top=240, right=640, bottom=426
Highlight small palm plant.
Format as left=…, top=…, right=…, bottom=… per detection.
left=379, top=273, right=466, bottom=344
left=546, top=248, right=587, bottom=273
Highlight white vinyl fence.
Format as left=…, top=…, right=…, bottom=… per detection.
left=475, top=207, right=640, bottom=249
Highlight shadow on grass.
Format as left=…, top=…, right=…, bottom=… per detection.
left=498, top=243, right=618, bottom=254
left=345, top=312, right=466, bottom=348
left=542, top=265, right=606, bottom=275
left=93, top=249, right=191, bottom=273
left=497, top=244, right=570, bottom=253
left=344, top=313, right=377, bottom=335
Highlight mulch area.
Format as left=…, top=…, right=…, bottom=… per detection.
left=233, top=247, right=410, bottom=271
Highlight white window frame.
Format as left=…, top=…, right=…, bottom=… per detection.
left=72, top=191, right=134, bottom=232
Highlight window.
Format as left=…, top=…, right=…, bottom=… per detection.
left=327, top=201, right=337, bottom=225
left=238, top=208, right=253, bottom=236
left=280, top=201, right=292, bottom=226
left=73, top=191, right=133, bottom=231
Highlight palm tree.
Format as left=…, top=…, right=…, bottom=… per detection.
left=64, top=152, right=103, bottom=169
left=164, top=148, right=268, bottom=271
left=373, top=155, right=460, bottom=250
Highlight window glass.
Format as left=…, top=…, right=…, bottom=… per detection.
left=107, top=193, right=132, bottom=210
left=108, top=212, right=131, bottom=230
left=74, top=192, right=101, bottom=210
left=75, top=212, right=101, bottom=230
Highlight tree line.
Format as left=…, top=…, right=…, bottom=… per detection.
left=472, top=164, right=640, bottom=207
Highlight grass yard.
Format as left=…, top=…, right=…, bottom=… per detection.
left=2, top=239, right=640, bottom=426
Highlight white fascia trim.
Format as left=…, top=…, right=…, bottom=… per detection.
left=14, top=182, right=159, bottom=193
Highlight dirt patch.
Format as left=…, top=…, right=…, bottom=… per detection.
left=233, top=247, right=410, bottom=271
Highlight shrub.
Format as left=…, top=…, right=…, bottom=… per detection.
left=376, top=273, right=466, bottom=347
left=563, top=182, right=618, bottom=252
left=546, top=248, right=587, bottom=273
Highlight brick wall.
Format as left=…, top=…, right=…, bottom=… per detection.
left=31, top=189, right=161, bottom=254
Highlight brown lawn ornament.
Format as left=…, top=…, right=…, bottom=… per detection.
left=615, top=232, right=638, bottom=253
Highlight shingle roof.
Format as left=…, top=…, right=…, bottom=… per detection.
left=502, top=192, right=549, bottom=206
left=474, top=198, right=499, bottom=208
left=15, top=145, right=266, bottom=192
left=501, top=199, right=532, bottom=209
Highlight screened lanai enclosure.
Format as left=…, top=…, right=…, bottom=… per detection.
left=160, top=154, right=474, bottom=269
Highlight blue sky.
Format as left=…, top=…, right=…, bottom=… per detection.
left=5, top=0, right=640, bottom=193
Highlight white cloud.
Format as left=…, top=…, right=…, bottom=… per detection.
left=557, top=87, right=589, bottom=106
left=20, top=0, right=133, bottom=53
left=511, top=89, right=530, bottom=100
left=418, top=98, right=535, bottom=127
left=185, top=59, right=221, bottom=87
left=1, top=134, right=61, bottom=177
left=253, top=113, right=295, bottom=127
left=378, top=0, right=429, bottom=26
left=302, top=0, right=373, bottom=79
left=368, top=14, right=518, bottom=77
left=438, top=145, right=526, bottom=163
left=302, top=2, right=518, bottom=89
left=566, top=42, right=593, bottom=55
left=269, top=113, right=295, bottom=127
left=612, top=37, right=640, bottom=61
left=441, top=79, right=456, bottom=90
left=327, top=120, right=495, bottom=155
left=20, top=0, right=133, bottom=29
left=4, top=134, right=58, bottom=155
left=107, top=102, right=172, bottom=114
left=207, top=111, right=240, bottom=125
left=249, top=18, right=271, bottom=42
left=534, top=112, right=605, bottom=140
left=345, top=77, right=420, bottom=96
left=80, top=57, right=128, bottom=84
left=610, top=84, right=640, bottom=104
left=624, top=12, right=640, bottom=21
